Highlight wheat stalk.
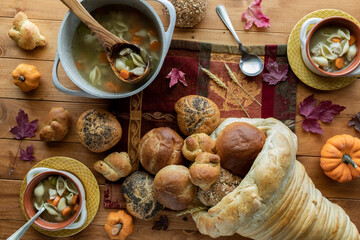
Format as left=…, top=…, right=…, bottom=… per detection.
left=224, top=63, right=262, bottom=106
left=200, top=66, right=251, bottom=118
left=176, top=206, right=208, bottom=217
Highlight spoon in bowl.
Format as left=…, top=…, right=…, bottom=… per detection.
left=216, top=5, right=264, bottom=77
left=7, top=206, right=45, bottom=240
left=60, top=0, right=150, bottom=83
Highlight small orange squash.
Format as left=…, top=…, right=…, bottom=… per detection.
left=104, top=210, right=134, bottom=240
left=12, top=63, right=41, bottom=92
left=320, top=134, right=360, bottom=183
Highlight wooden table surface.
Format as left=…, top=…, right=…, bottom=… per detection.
left=1, top=0, right=360, bottom=239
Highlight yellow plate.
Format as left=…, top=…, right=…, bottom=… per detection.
left=19, top=156, right=100, bottom=237
left=287, top=9, right=360, bottom=90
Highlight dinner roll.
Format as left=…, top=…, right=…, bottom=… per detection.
left=197, top=168, right=242, bottom=206
left=138, top=127, right=186, bottom=175
left=216, top=122, right=266, bottom=177
left=154, top=165, right=197, bottom=210
left=182, top=133, right=216, bottom=161
left=121, top=171, right=163, bottom=219
left=189, top=152, right=221, bottom=190
left=93, top=152, right=132, bottom=181
left=175, top=95, right=220, bottom=136
left=77, top=109, right=122, bottom=153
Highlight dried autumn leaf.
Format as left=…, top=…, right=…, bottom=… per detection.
left=242, top=0, right=270, bottom=30
left=20, top=144, right=35, bottom=162
left=299, top=95, right=346, bottom=134
left=10, top=109, right=38, bottom=139
left=349, top=112, right=360, bottom=132
left=262, top=59, right=288, bottom=85
left=166, top=68, right=187, bottom=88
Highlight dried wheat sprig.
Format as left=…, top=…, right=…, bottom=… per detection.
left=224, top=63, right=262, bottom=106
left=200, top=66, right=251, bottom=118
left=176, top=206, right=208, bottom=217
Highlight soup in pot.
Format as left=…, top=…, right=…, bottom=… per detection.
left=309, top=26, right=357, bottom=72
left=32, top=175, right=80, bottom=222
left=72, top=5, right=162, bottom=93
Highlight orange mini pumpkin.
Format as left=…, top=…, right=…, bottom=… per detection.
left=12, top=63, right=41, bottom=92
left=104, top=210, right=134, bottom=240
left=320, top=134, right=360, bottom=183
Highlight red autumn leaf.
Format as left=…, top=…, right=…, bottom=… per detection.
left=20, top=144, right=35, bottom=162
left=166, top=68, right=187, bottom=88
left=262, top=59, right=288, bottom=85
left=242, top=0, right=270, bottom=30
left=349, top=112, right=360, bottom=132
left=10, top=109, right=38, bottom=139
left=299, top=95, right=346, bottom=134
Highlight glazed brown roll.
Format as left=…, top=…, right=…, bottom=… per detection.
left=138, top=127, right=186, bottom=175
left=182, top=133, right=216, bottom=161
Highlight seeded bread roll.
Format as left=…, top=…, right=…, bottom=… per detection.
left=189, top=152, right=221, bottom=190
left=175, top=95, right=220, bottom=136
left=138, top=127, right=186, bottom=175
left=182, top=133, right=216, bottom=161
left=121, top=171, right=163, bottom=220
left=216, top=122, right=266, bottom=177
left=77, top=109, right=122, bottom=153
left=197, top=168, right=242, bottom=207
left=154, top=165, right=197, bottom=211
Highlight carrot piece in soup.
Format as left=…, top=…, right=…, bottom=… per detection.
left=104, top=81, right=121, bottom=93
left=99, top=52, right=108, bottom=63
left=75, top=62, right=84, bottom=71
left=149, top=41, right=161, bottom=52
left=335, top=57, right=344, bottom=69
left=120, top=69, right=130, bottom=80
left=349, top=35, right=356, bottom=46
left=47, top=198, right=53, bottom=204
left=148, top=29, right=156, bottom=37
left=332, top=37, right=341, bottom=43
left=62, top=206, right=72, bottom=217
left=52, top=196, right=61, bottom=207
left=131, top=36, right=142, bottom=45
left=73, top=204, right=79, bottom=213
left=72, top=194, right=79, bottom=205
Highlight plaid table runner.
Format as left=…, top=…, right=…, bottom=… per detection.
left=104, top=40, right=298, bottom=208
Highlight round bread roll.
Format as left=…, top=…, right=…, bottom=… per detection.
left=162, top=0, right=208, bottom=28
left=121, top=171, right=163, bottom=220
left=189, top=152, right=221, bottom=190
left=93, top=152, right=132, bottom=181
left=175, top=95, right=220, bottom=136
left=77, top=109, right=122, bottom=153
left=216, top=122, right=266, bottom=177
left=197, top=168, right=242, bottom=207
left=154, top=165, right=197, bottom=211
left=138, top=127, right=186, bottom=175
left=182, top=133, right=216, bottom=161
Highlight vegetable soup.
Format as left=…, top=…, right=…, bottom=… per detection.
left=309, top=26, right=357, bottom=72
left=32, top=175, right=79, bottom=222
left=72, top=5, right=161, bottom=93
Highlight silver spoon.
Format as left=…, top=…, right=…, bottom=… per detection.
left=216, top=4, right=264, bottom=77
left=7, top=206, right=45, bottom=240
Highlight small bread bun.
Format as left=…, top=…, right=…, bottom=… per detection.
left=138, top=127, right=186, bottom=175
left=175, top=95, right=220, bottom=136
left=121, top=172, right=163, bottom=219
left=77, top=109, right=122, bottom=153
left=197, top=168, right=242, bottom=207
left=182, top=133, right=216, bottom=161
left=93, top=152, right=132, bottom=181
left=40, top=107, right=71, bottom=142
left=189, top=152, right=221, bottom=190
left=154, top=165, right=197, bottom=210
left=216, top=122, right=266, bottom=177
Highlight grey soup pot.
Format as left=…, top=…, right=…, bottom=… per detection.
left=53, top=0, right=176, bottom=98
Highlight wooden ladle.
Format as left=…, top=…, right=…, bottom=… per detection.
left=60, top=0, right=151, bottom=84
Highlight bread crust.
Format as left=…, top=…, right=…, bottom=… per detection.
left=182, top=133, right=216, bottom=161
left=40, top=107, right=71, bottom=142
left=93, top=152, right=132, bottom=181
left=175, top=95, right=220, bottom=136
left=77, top=109, right=122, bottom=153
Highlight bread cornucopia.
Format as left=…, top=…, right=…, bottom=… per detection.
left=192, top=117, right=360, bottom=240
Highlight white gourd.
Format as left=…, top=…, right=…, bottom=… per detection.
left=312, top=56, right=329, bottom=68
left=321, top=45, right=338, bottom=60
left=346, top=45, right=357, bottom=61
left=56, top=176, right=66, bottom=196
left=57, top=198, right=67, bottom=212
left=44, top=203, right=61, bottom=216
left=89, top=66, right=101, bottom=86
left=131, top=53, right=146, bottom=67
left=34, top=182, right=45, bottom=198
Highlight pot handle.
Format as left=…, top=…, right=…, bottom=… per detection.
left=299, top=18, right=322, bottom=49
left=26, top=167, right=53, bottom=185
left=52, top=52, right=96, bottom=98
left=151, top=0, right=176, bottom=51
left=63, top=201, right=87, bottom=229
